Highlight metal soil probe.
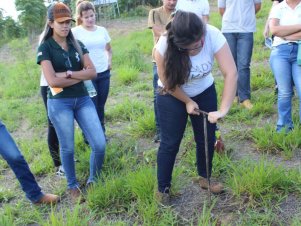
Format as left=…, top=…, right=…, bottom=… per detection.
left=195, top=108, right=211, bottom=205
left=202, top=111, right=211, bottom=205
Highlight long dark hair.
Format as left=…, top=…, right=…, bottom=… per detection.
left=164, top=11, right=206, bottom=91
left=40, top=4, right=84, bottom=68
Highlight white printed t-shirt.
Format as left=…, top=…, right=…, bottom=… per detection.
left=156, top=24, right=226, bottom=97
left=72, top=25, right=111, bottom=73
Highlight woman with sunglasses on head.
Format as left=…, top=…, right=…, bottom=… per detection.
left=37, top=2, right=106, bottom=201
left=154, top=10, right=237, bottom=205
left=72, top=0, right=112, bottom=141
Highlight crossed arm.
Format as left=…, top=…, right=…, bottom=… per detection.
left=41, top=53, right=96, bottom=88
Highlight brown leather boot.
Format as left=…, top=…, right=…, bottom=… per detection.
left=35, top=193, right=60, bottom=205
left=199, top=177, right=224, bottom=194
left=68, top=187, right=85, bottom=203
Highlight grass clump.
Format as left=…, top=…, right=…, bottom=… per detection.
left=106, top=98, right=148, bottom=121
left=115, top=65, right=139, bottom=85
left=251, top=124, right=301, bottom=158
left=227, top=158, right=300, bottom=205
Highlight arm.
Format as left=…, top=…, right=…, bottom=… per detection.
left=208, top=43, right=237, bottom=123
left=42, top=53, right=96, bottom=88
left=154, top=49, right=200, bottom=115
left=263, top=1, right=280, bottom=38
left=219, top=8, right=225, bottom=16
left=255, top=3, right=261, bottom=14
left=152, top=25, right=166, bottom=43
left=269, top=18, right=301, bottom=37
left=284, top=31, right=301, bottom=41
left=202, top=15, right=209, bottom=24
left=106, top=43, right=112, bottom=70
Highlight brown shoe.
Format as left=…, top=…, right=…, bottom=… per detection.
left=68, top=187, right=85, bottom=203
left=240, top=99, right=253, bottom=110
left=154, top=191, right=170, bottom=206
left=199, top=177, right=224, bottom=194
left=35, top=193, right=60, bottom=205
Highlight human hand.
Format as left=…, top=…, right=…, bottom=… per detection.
left=263, top=27, right=269, bottom=38
left=208, top=111, right=225, bottom=123
left=186, top=100, right=200, bottom=115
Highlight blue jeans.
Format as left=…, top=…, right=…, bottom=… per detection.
left=270, top=43, right=301, bottom=132
left=48, top=96, right=106, bottom=188
left=223, top=32, right=254, bottom=102
left=92, top=70, right=110, bottom=134
left=153, top=63, right=160, bottom=137
left=156, top=84, right=217, bottom=193
left=0, top=120, right=44, bottom=203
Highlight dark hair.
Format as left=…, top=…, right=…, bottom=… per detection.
left=164, top=10, right=206, bottom=91
left=76, top=1, right=96, bottom=26
left=40, top=3, right=84, bottom=67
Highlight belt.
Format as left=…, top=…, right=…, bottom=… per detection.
left=287, top=42, right=298, bottom=45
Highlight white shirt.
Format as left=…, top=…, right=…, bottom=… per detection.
left=176, top=0, right=210, bottom=18
left=156, top=25, right=226, bottom=97
left=39, top=31, right=48, bottom=86
left=218, top=0, right=262, bottom=33
left=269, top=1, right=301, bottom=46
left=72, top=25, right=111, bottom=73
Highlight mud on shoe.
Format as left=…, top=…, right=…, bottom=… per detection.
left=154, top=191, right=170, bottom=206
left=67, top=187, right=85, bottom=203
left=240, top=99, right=253, bottom=110
left=35, top=193, right=60, bottom=205
left=198, top=177, right=224, bottom=194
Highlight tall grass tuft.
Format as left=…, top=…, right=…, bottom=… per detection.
left=115, top=65, right=140, bottom=85
left=227, top=158, right=300, bottom=205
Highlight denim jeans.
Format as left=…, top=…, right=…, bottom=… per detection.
left=41, top=86, right=60, bottom=167
left=48, top=96, right=106, bottom=188
left=0, top=120, right=44, bottom=203
left=153, top=63, right=160, bottom=137
left=270, top=43, right=301, bottom=132
left=92, top=70, right=110, bottom=134
left=156, top=84, right=217, bottom=193
left=223, top=32, right=254, bottom=102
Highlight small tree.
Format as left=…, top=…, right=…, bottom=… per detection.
left=15, top=0, right=47, bottom=41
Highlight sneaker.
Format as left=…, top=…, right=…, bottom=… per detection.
left=67, top=187, right=85, bottom=203
left=198, top=176, right=224, bottom=194
left=35, top=193, right=60, bottom=205
left=56, top=165, right=65, bottom=177
left=155, top=191, right=170, bottom=206
left=240, top=99, right=253, bottom=110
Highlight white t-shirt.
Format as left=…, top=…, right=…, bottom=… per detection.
left=39, top=31, right=48, bottom=86
left=218, top=0, right=261, bottom=33
left=176, top=0, right=210, bottom=18
left=269, top=1, right=301, bottom=47
left=72, top=25, right=111, bottom=73
left=156, top=24, right=226, bottom=97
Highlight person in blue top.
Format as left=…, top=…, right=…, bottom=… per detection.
left=37, top=2, right=106, bottom=201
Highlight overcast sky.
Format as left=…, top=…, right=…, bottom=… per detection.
left=0, top=0, right=19, bottom=20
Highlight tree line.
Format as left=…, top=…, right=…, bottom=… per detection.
left=0, top=0, right=159, bottom=46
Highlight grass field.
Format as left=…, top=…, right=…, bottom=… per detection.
left=0, top=1, right=301, bottom=225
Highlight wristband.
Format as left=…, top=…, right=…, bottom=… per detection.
left=66, top=70, right=72, bottom=79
